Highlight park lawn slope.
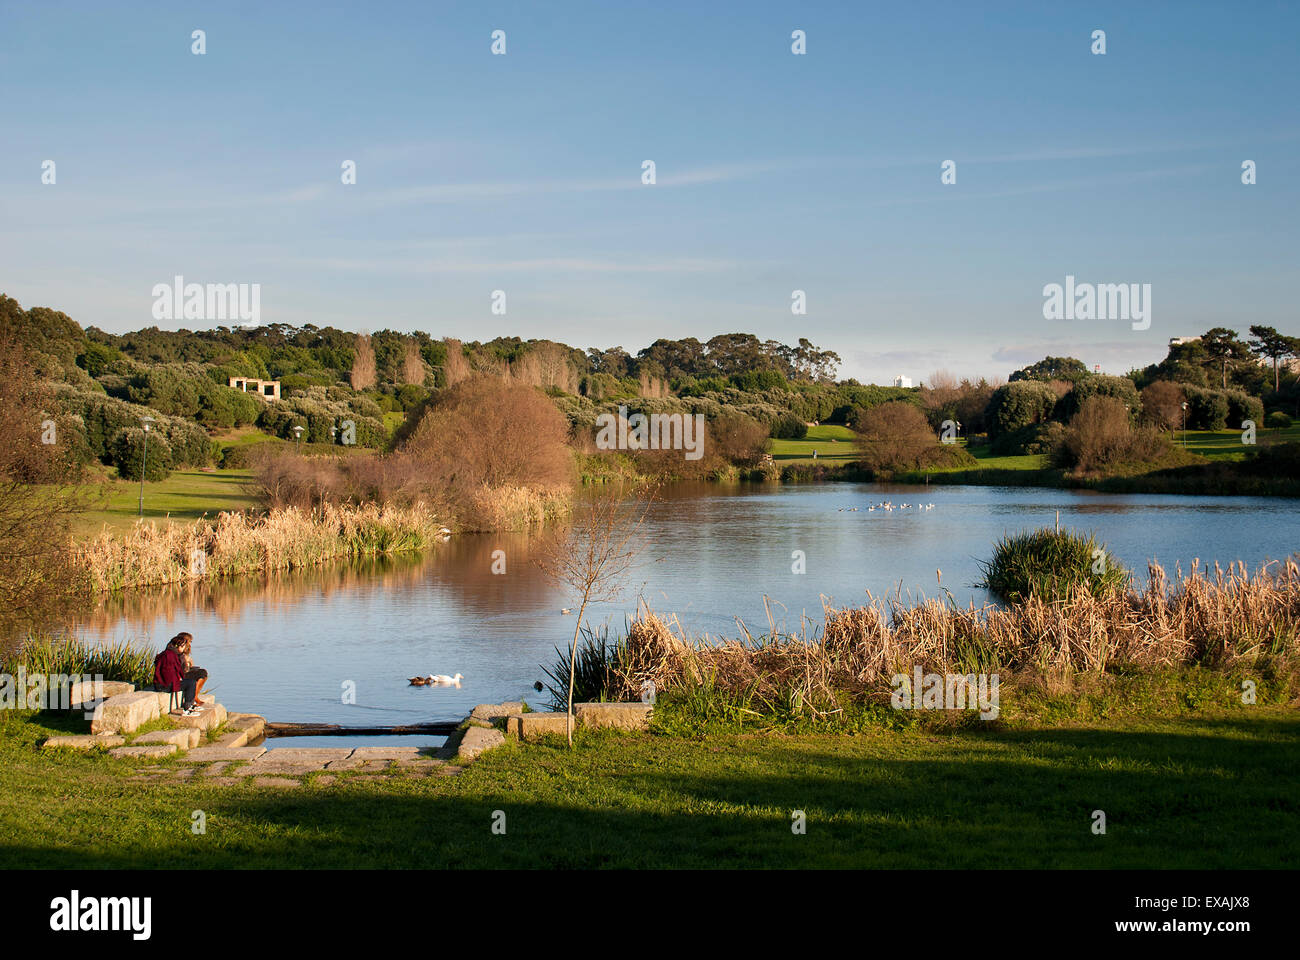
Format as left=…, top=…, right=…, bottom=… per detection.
left=1, top=706, right=1296, bottom=869
left=72, top=469, right=259, bottom=538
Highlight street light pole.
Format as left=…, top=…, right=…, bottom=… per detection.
left=1181, top=402, right=1188, bottom=447
left=138, top=415, right=156, bottom=517
left=293, top=424, right=304, bottom=454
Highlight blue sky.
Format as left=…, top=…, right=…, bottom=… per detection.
left=3, top=0, right=1297, bottom=383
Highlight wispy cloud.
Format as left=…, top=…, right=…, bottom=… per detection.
left=284, top=254, right=747, bottom=274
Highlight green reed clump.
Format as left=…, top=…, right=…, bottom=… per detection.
left=542, top=624, right=628, bottom=711
left=977, top=527, right=1130, bottom=603
left=1, top=633, right=156, bottom=687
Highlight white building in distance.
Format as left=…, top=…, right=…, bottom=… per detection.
left=893, top=375, right=913, bottom=388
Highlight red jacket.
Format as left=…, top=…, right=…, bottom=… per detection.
left=154, top=647, right=184, bottom=691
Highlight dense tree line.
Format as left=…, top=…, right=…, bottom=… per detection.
left=4, top=293, right=1295, bottom=484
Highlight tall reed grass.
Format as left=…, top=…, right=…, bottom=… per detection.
left=587, top=559, right=1300, bottom=716
left=457, top=484, right=571, bottom=531
left=75, top=502, right=444, bottom=592
left=0, top=633, right=156, bottom=687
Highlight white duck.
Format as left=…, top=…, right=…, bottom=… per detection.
left=430, top=673, right=463, bottom=685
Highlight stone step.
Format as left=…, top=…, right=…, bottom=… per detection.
left=505, top=704, right=652, bottom=738
left=213, top=713, right=265, bottom=748
left=168, top=700, right=228, bottom=732
left=90, top=691, right=162, bottom=735
left=506, top=711, right=571, bottom=740
left=574, top=701, right=653, bottom=731
left=110, top=744, right=177, bottom=759
left=68, top=680, right=135, bottom=711
left=186, top=745, right=267, bottom=762
left=133, top=727, right=202, bottom=750
left=469, top=702, right=524, bottom=727
left=457, top=725, right=505, bottom=761
left=43, top=734, right=125, bottom=751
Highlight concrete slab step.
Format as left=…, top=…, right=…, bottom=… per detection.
left=43, top=735, right=125, bottom=750
left=133, top=728, right=202, bottom=750
left=90, top=691, right=161, bottom=735
left=168, top=701, right=228, bottom=732
left=458, top=725, right=505, bottom=761
left=68, top=680, right=134, bottom=711
left=574, top=701, right=653, bottom=731
left=506, top=711, right=571, bottom=740
left=110, top=744, right=178, bottom=759
left=186, top=746, right=267, bottom=762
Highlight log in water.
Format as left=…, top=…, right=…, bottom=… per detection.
left=266, top=721, right=460, bottom=737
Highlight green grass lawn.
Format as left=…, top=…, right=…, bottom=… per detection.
left=769, top=424, right=858, bottom=465
left=958, top=442, right=1047, bottom=472
left=1179, top=424, right=1299, bottom=462
left=2, top=705, right=1295, bottom=869
left=75, top=469, right=259, bottom=538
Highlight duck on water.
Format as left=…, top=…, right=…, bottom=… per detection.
left=407, top=673, right=464, bottom=686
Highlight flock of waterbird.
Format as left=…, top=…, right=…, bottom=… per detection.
left=838, top=500, right=936, bottom=512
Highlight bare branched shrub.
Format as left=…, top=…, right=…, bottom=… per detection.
left=350, top=333, right=377, bottom=390
left=1141, top=380, right=1185, bottom=432
left=401, top=339, right=428, bottom=386
left=442, top=338, right=471, bottom=386
left=509, top=341, right=578, bottom=394
left=854, top=401, right=943, bottom=474
left=404, top=375, right=574, bottom=493
left=1058, top=396, right=1168, bottom=472
left=536, top=483, right=655, bottom=744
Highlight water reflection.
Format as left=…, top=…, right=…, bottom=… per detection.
left=77, top=482, right=1298, bottom=727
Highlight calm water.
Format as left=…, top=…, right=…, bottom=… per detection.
left=79, top=482, right=1298, bottom=729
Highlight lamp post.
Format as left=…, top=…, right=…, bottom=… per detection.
left=1181, top=401, right=1188, bottom=447
left=329, top=424, right=337, bottom=446
left=138, top=415, right=156, bottom=517
left=293, top=424, right=304, bottom=454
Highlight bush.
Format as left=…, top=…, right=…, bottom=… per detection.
left=770, top=413, right=808, bottom=440
left=258, top=397, right=386, bottom=447
left=1182, top=385, right=1229, bottom=430
left=161, top=418, right=213, bottom=468
left=986, top=381, right=1058, bottom=440
left=854, top=402, right=945, bottom=474
left=990, top=421, right=1066, bottom=456
left=1055, top=396, right=1168, bottom=472
left=977, top=527, right=1130, bottom=604
left=1054, top=374, right=1141, bottom=424
left=1223, top=390, right=1264, bottom=429
left=1265, top=411, right=1292, bottom=429
left=402, top=375, right=575, bottom=493
left=1140, top=380, right=1184, bottom=431
left=111, top=428, right=172, bottom=481
left=704, top=410, right=770, bottom=467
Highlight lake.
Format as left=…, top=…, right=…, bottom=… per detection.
left=78, top=482, right=1298, bottom=733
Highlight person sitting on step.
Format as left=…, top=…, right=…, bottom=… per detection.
left=171, top=632, right=208, bottom=713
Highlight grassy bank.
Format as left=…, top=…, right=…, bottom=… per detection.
left=1, top=702, right=1295, bottom=869
left=892, top=430, right=1300, bottom=496
left=74, top=502, right=445, bottom=592
left=769, top=424, right=858, bottom=465
left=73, top=469, right=260, bottom=537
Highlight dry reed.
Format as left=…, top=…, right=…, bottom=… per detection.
left=610, top=559, right=1300, bottom=707
left=75, top=502, right=444, bottom=592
